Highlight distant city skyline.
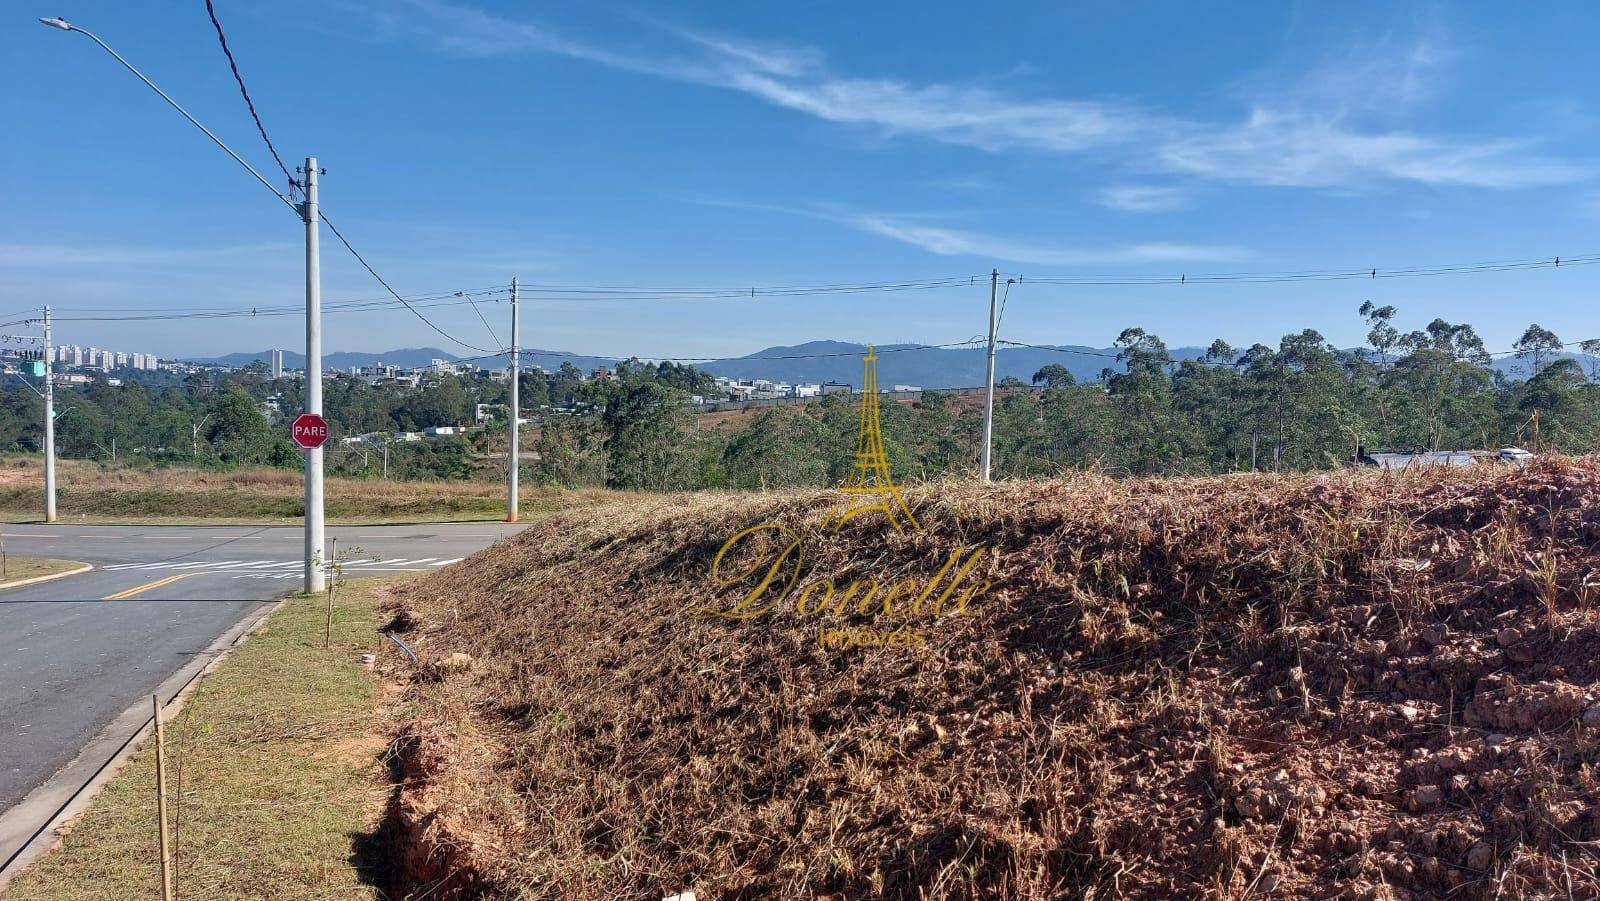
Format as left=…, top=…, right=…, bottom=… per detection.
left=6, top=2, right=1599, bottom=358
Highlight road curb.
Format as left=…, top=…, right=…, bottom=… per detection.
left=0, top=562, right=92, bottom=592
left=0, top=594, right=287, bottom=889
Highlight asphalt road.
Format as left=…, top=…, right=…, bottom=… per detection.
left=0, top=521, right=525, bottom=820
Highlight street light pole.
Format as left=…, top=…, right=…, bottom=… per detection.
left=37, top=15, right=319, bottom=573
left=42, top=306, right=56, bottom=523
left=301, top=159, right=325, bottom=593
left=507, top=277, right=519, bottom=523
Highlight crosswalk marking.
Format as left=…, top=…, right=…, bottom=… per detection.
left=98, top=557, right=462, bottom=574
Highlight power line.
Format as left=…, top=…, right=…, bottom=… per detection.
left=508, top=277, right=982, bottom=300
left=451, top=339, right=988, bottom=367
left=41, top=292, right=507, bottom=324
left=457, top=290, right=505, bottom=348
left=315, top=211, right=502, bottom=354
left=202, top=0, right=296, bottom=199
left=1009, top=252, right=1600, bottom=286
left=39, top=286, right=511, bottom=315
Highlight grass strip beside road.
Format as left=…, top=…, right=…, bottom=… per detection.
left=5, top=578, right=404, bottom=900
left=0, top=558, right=89, bottom=589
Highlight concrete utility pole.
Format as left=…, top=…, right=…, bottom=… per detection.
left=42, top=307, right=56, bottom=523
left=301, top=159, right=325, bottom=593
left=507, top=277, right=520, bottom=522
left=980, top=268, right=999, bottom=483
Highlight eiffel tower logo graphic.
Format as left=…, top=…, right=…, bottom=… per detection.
left=830, top=345, right=921, bottom=534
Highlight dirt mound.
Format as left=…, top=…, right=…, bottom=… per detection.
left=384, top=459, right=1600, bottom=899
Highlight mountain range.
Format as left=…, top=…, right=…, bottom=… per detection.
left=188, top=341, right=1595, bottom=389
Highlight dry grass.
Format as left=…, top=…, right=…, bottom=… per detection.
left=0, top=457, right=604, bottom=523
left=383, top=458, right=1600, bottom=899
left=5, top=577, right=404, bottom=900
left=0, top=556, right=84, bottom=585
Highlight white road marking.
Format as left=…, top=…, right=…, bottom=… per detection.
left=88, top=557, right=469, bottom=577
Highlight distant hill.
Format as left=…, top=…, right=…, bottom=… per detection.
left=186, top=347, right=456, bottom=370
left=695, top=340, right=1213, bottom=388
left=186, top=342, right=1599, bottom=388
left=185, top=347, right=622, bottom=373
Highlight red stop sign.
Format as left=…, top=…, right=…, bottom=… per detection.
left=291, top=413, right=329, bottom=449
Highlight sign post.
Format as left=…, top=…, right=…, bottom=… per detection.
left=291, top=413, right=329, bottom=450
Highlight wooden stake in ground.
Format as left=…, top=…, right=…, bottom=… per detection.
left=152, top=694, right=174, bottom=901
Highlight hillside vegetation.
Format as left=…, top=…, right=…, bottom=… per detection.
left=0, top=458, right=594, bottom=522
left=383, top=458, right=1600, bottom=898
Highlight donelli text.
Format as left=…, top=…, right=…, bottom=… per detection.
left=691, top=523, right=990, bottom=648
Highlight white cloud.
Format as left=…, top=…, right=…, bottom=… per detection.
left=1272, top=23, right=1452, bottom=115
left=355, top=2, right=1588, bottom=191
left=718, top=73, right=1152, bottom=153
left=1159, top=109, right=1582, bottom=189
left=843, top=214, right=1247, bottom=266
left=1098, top=186, right=1194, bottom=213
left=687, top=198, right=1246, bottom=264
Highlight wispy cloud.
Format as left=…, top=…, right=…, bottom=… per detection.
left=842, top=214, right=1246, bottom=266
left=1159, top=110, right=1584, bottom=189
left=1098, top=186, right=1195, bottom=213
left=687, top=198, right=1247, bottom=264
left=355, top=1, right=1588, bottom=191
left=1262, top=21, right=1452, bottom=115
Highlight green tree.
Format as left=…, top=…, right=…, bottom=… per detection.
left=204, top=387, right=273, bottom=464
left=1031, top=363, right=1076, bottom=390
left=1513, top=324, right=1563, bottom=376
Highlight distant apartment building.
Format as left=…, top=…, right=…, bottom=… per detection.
left=51, top=344, right=160, bottom=371
left=269, top=348, right=284, bottom=378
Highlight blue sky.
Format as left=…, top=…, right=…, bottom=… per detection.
left=5, top=1, right=1600, bottom=360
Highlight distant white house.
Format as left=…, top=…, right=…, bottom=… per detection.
left=1355, top=446, right=1535, bottom=470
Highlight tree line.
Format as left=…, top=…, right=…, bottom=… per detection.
left=531, top=309, right=1600, bottom=488
left=1, top=308, right=1593, bottom=488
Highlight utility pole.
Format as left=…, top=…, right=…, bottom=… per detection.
left=979, top=268, right=998, bottom=483
left=42, top=307, right=56, bottom=523
left=506, top=277, right=520, bottom=522
left=301, top=159, right=325, bottom=593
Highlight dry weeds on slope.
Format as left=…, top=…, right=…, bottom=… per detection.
left=384, top=459, right=1600, bottom=899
